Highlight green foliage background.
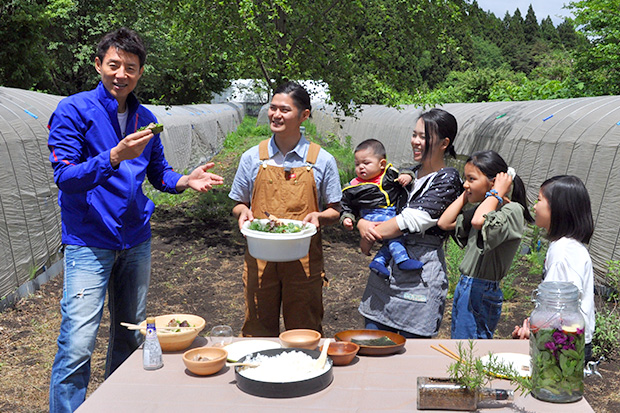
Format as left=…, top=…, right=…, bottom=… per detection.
left=0, top=1, right=614, bottom=109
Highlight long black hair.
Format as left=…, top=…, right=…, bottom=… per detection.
left=467, top=150, right=534, bottom=223
left=419, top=108, right=458, bottom=160
left=540, top=175, right=594, bottom=243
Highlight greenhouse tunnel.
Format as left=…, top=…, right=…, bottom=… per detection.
left=2, top=86, right=619, bottom=309
left=0, top=86, right=242, bottom=309
left=308, top=96, right=620, bottom=288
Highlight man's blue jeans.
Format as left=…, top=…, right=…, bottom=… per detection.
left=451, top=275, right=503, bottom=339
left=49, top=239, right=151, bottom=413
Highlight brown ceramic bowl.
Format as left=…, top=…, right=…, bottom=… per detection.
left=182, top=347, right=227, bottom=376
left=320, top=341, right=360, bottom=366
left=334, top=329, right=406, bottom=356
left=279, top=329, right=321, bottom=350
left=139, top=314, right=206, bottom=352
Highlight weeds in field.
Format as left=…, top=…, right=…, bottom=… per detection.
left=314, top=132, right=356, bottom=185
left=186, top=190, right=236, bottom=222
left=592, top=260, right=620, bottom=359
left=444, top=237, right=464, bottom=299
left=525, top=248, right=545, bottom=276
left=222, top=116, right=270, bottom=154
left=501, top=260, right=520, bottom=301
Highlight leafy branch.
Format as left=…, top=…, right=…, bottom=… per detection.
left=448, top=341, right=532, bottom=395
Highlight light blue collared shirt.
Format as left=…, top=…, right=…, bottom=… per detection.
left=229, top=135, right=342, bottom=209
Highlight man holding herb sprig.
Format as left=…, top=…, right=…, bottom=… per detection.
left=47, top=27, right=223, bottom=413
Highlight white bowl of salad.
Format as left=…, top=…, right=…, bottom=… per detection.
left=241, top=218, right=317, bottom=262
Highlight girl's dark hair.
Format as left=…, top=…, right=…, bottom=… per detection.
left=97, top=27, right=147, bottom=67
left=540, top=175, right=594, bottom=243
left=467, top=150, right=534, bottom=223
left=419, top=108, right=458, bottom=160
left=355, top=139, right=386, bottom=160
left=273, top=81, right=312, bottom=114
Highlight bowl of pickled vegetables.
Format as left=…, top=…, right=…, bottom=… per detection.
left=138, top=314, right=206, bottom=352
left=241, top=217, right=317, bottom=262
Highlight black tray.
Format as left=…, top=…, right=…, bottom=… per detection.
left=234, top=348, right=333, bottom=398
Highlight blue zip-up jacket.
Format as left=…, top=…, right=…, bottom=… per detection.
left=48, top=82, right=182, bottom=250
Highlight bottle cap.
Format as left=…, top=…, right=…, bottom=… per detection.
left=536, top=281, right=580, bottom=301
left=146, top=317, right=156, bottom=324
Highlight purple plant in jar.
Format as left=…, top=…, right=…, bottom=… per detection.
left=529, top=282, right=585, bottom=403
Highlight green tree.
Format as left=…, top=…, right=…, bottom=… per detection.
left=567, top=0, right=618, bottom=95
left=136, top=0, right=237, bottom=105
left=523, top=5, right=539, bottom=44
left=0, top=0, right=52, bottom=89
left=501, top=9, right=531, bottom=73
left=539, top=16, right=560, bottom=45
left=471, top=35, right=505, bottom=69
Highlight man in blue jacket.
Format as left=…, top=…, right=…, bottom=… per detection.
left=47, top=27, right=223, bottom=412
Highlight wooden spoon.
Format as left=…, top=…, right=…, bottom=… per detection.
left=120, top=322, right=197, bottom=331
left=264, top=211, right=283, bottom=225
left=315, top=338, right=331, bottom=369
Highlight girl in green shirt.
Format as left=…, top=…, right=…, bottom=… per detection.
left=438, top=150, right=533, bottom=339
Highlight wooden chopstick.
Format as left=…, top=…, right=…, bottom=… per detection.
left=439, top=344, right=462, bottom=361
left=430, top=345, right=461, bottom=362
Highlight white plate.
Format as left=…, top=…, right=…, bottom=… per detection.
left=480, top=352, right=531, bottom=377
left=224, top=340, right=282, bottom=362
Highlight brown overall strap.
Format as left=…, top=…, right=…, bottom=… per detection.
left=306, top=142, right=320, bottom=164
left=259, top=139, right=320, bottom=164
left=258, top=139, right=270, bottom=161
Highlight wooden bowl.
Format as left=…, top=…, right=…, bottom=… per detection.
left=320, top=341, right=360, bottom=366
left=182, top=347, right=227, bottom=376
left=334, top=329, right=406, bottom=355
left=279, top=329, right=321, bottom=350
left=139, top=314, right=206, bottom=352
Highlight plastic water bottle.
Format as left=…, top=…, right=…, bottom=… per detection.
left=143, top=317, right=163, bottom=370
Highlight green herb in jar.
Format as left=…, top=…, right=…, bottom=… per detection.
left=530, top=326, right=585, bottom=401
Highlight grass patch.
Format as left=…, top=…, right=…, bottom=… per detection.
left=445, top=237, right=464, bottom=299
left=592, top=260, right=620, bottom=360
left=186, top=189, right=237, bottom=222
left=502, top=257, right=521, bottom=301
left=312, top=132, right=356, bottom=186
left=222, top=116, right=270, bottom=156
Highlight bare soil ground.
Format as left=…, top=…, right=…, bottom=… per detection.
left=1, top=148, right=618, bottom=411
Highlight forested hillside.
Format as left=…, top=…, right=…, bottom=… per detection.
left=0, top=0, right=615, bottom=110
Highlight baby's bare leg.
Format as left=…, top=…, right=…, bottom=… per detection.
left=360, top=238, right=373, bottom=256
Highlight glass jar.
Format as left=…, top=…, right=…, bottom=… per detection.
left=416, top=377, right=513, bottom=410
left=529, top=281, right=585, bottom=403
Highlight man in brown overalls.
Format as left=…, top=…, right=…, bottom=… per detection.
left=229, top=82, right=342, bottom=337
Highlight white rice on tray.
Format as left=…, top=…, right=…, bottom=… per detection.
left=238, top=351, right=329, bottom=383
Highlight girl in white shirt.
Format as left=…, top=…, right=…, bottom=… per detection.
left=513, top=175, right=595, bottom=361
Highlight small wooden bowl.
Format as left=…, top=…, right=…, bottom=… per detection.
left=320, top=341, right=360, bottom=366
left=182, top=347, right=227, bottom=376
left=279, top=329, right=321, bottom=350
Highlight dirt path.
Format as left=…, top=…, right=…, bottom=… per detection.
left=0, top=200, right=618, bottom=411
